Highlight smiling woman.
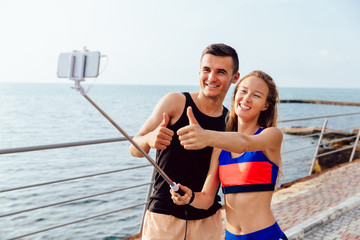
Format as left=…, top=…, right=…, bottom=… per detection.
left=172, top=70, right=288, bottom=239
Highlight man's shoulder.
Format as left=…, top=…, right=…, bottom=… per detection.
left=162, top=92, right=186, bottom=101
left=156, top=92, right=187, bottom=120
left=159, top=92, right=186, bottom=108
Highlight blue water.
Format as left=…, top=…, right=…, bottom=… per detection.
left=0, top=83, right=359, bottom=239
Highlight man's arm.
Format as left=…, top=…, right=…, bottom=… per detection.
left=129, top=92, right=184, bottom=157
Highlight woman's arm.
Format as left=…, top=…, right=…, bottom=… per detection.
left=205, top=127, right=283, bottom=154
left=177, top=107, right=282, bottom=154
left=170, top=148, right=221, bottom=210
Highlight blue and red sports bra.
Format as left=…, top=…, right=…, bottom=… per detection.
left=218, top=128, right=279, bottom=194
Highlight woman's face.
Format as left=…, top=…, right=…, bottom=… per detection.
left=234, top=76, right=269, bottom=120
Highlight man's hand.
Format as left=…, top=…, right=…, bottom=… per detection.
left=177, top=107, right=208, bottom=150
left=147, top=113, right=174, bottom=150
left=170, top=184, right=193, bottom=205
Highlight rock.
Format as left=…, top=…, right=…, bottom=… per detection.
left=313, top=145, right=360, bottom=173
left=281, top=127, right=359, bottom=174
left=280, top=126, right=353, bottom=139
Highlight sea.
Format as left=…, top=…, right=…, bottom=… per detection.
left=1, top=82, right=360, bottom=239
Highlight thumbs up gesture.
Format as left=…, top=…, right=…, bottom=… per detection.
left=177, top=107, right=208, bottom=150
left=148, top=113, right=174, bottom=150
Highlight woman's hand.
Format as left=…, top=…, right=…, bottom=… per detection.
left=177, top=107, right=209, bottom=150
left=170, top=184, right=193, bottom=205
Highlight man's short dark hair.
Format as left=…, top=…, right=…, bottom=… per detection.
left=201, top=43, right=239, bottom=75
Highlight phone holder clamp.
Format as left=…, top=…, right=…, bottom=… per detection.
left=68, top=47, right=88, bottom=94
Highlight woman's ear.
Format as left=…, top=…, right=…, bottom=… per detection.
left=262, top=103, right=269, bottom=111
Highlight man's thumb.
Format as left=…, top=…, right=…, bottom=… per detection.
left=187, top=107, right=198, bottom=125
left=160, top=113, right=169, bottom=127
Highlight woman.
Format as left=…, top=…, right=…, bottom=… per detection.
left=171, top=70, right=287, bottom=240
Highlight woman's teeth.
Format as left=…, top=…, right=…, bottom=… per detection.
left=240, top=104, right=250, bottom=110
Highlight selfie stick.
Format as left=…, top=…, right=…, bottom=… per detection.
left=66, top=48, right=184, bottom=195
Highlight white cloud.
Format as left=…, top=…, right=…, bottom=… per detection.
left=317, top=49, right=330, bottom=57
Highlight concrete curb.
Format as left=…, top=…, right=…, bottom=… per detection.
left=285, top=192, right=360, bottom=239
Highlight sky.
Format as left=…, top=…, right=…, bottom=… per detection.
left=0, top=0, right=359, bottom=88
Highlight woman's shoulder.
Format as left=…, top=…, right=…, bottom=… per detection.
left=261, top=127, right=283, bottom=138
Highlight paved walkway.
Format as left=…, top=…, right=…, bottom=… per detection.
left=125, top=159, right=360, bottom=240
left=272, top=159, right=360, bottom=239
left=303, top=205, right=360, bottom=239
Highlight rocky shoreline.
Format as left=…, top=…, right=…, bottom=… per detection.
left=281, top=126, right=360, bottom=173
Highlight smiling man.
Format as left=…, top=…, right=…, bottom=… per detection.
left=129, top=43, right=240, bottom=240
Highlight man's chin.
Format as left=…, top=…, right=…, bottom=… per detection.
left=203, top=89, right=223, bottom=99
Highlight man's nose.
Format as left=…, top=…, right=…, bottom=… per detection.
left=208, top=72, right=216, bottom=81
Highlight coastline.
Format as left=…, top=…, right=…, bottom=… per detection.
left=280, top=99, right=360, bottom=106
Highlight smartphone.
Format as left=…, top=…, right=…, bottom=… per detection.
left=57, top=51, right=100, bottom=78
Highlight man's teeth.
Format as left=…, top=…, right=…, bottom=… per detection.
left=207, top=84, right=217, bottom=88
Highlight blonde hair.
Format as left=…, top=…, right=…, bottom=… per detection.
left=226, top=70, right=279, bottom=132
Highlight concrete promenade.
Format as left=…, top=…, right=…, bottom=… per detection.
left=125, top=159, right=360, bottom=239
left=272, top=159, right=360, bottom=239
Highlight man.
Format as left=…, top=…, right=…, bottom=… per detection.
left=129, top=43, right=240, bottom=240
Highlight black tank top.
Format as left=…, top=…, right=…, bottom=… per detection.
left=148, top=92, right=228, bottom=220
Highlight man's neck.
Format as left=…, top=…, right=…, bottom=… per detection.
left=190, top=92, right=225, bottom=117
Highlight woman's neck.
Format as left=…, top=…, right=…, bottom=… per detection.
left=237, top=120, right=260, bottom=135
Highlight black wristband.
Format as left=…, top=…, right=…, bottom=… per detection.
left=187, top=190, right=195, bottom=205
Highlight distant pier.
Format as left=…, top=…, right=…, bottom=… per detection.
left=280, top=99, right=360, bottom=106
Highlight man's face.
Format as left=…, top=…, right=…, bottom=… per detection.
left=199, top=54, right=238, bottom=100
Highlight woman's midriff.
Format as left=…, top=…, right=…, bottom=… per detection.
left=224, top=191, right=276, bottom=235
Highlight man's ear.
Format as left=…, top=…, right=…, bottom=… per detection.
left=232, top=72, right=240, bottom=84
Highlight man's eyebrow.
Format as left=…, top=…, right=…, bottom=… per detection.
left=217, top=68, right=228, bottom=73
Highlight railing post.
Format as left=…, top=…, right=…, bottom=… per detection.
left=139, top=167, right=156, bottom=234
left=349, top=129, right=360, bottom=162
left=309, top=118, right=328, bottom=175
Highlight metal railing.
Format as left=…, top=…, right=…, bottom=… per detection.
left=278, top=112, right=360, bottom=177
left=1, top=112, right=359, bottom=239
left=0, top=137, right=153, bottom=240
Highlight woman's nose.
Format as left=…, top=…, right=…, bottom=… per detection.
left=243, top=94, right=251, bottom=102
